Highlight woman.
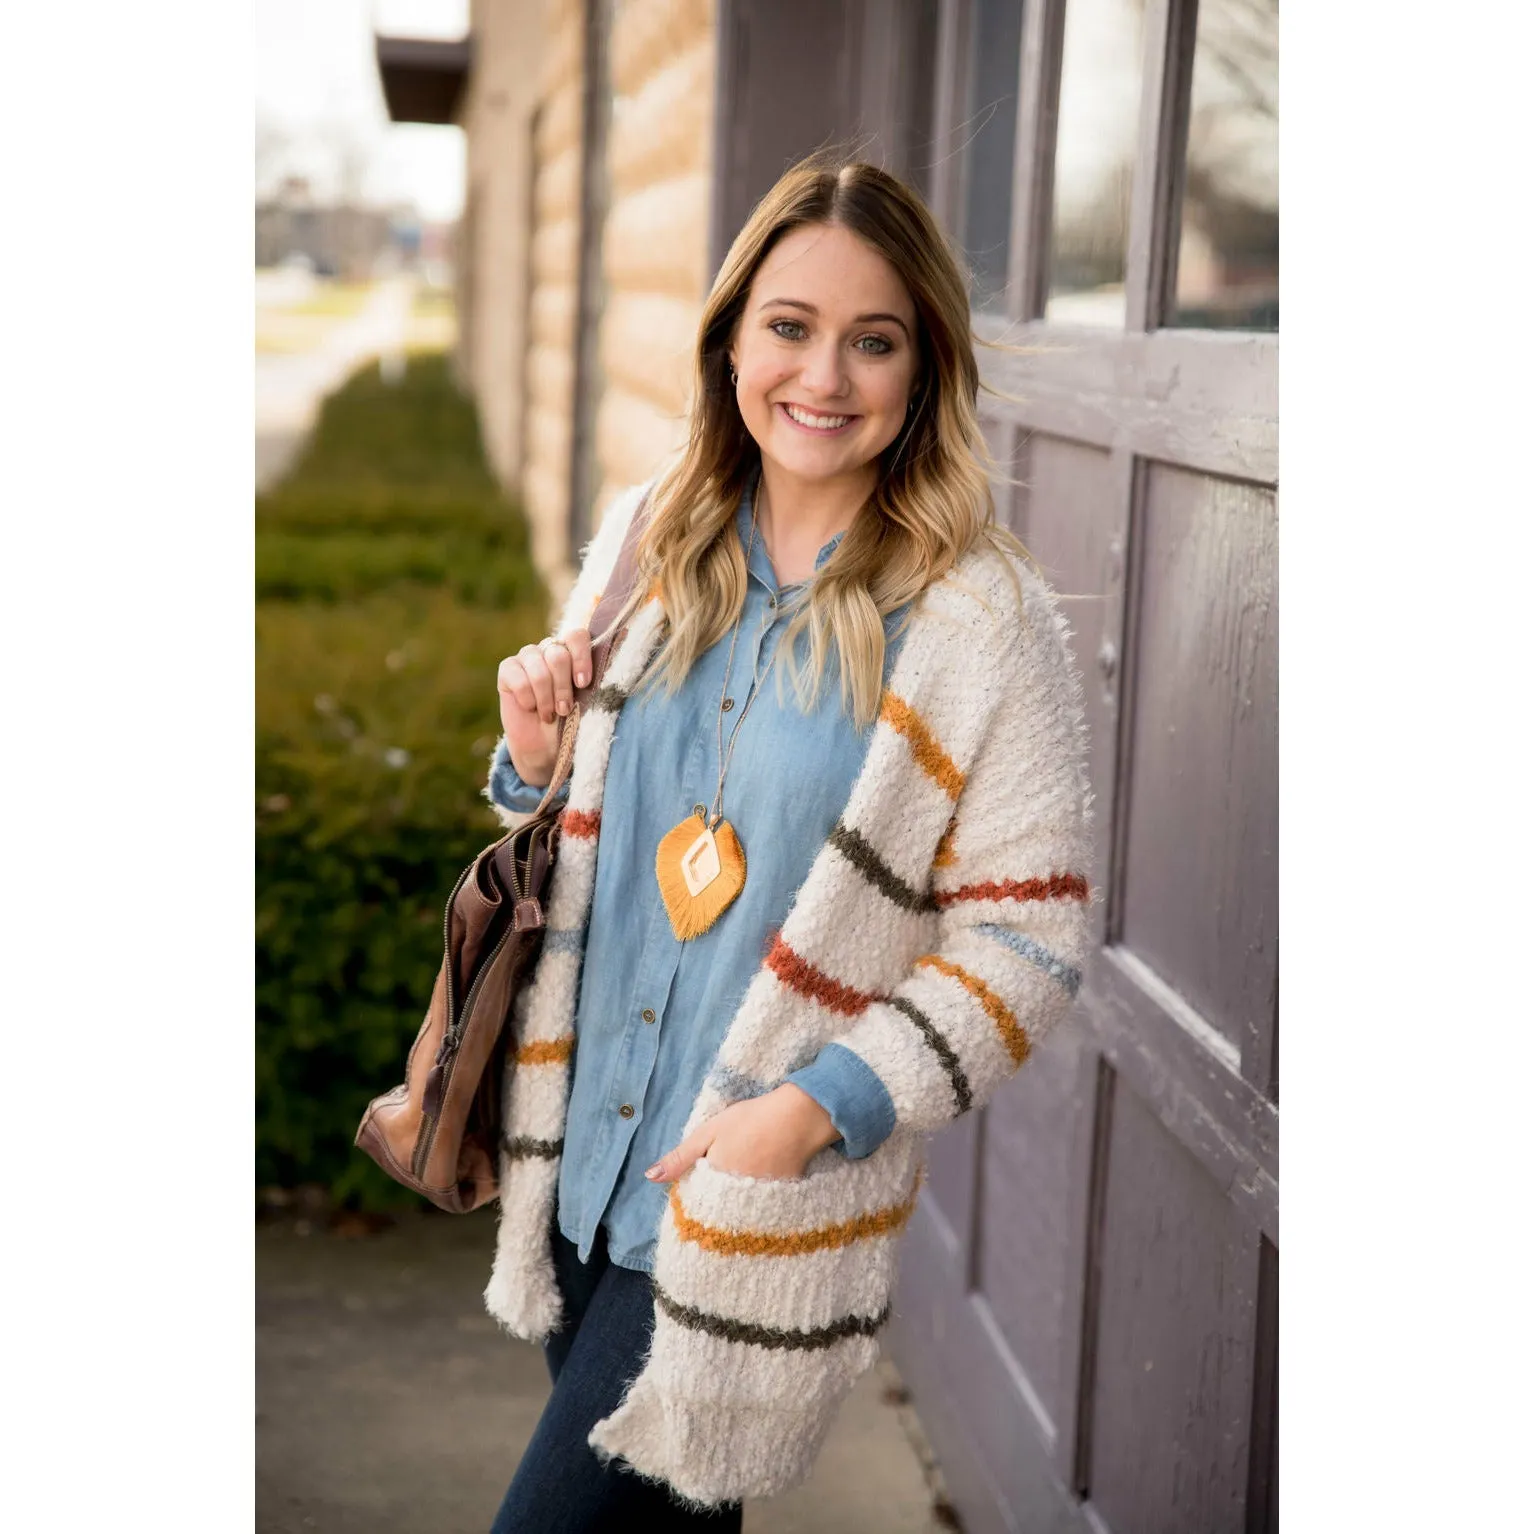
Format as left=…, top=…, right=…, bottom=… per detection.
left=481, top=156, right=1091, bottom=1532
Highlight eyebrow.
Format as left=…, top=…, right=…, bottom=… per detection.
left=760, top=297, right=911, bottom=341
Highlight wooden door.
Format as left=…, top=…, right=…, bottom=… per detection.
left=703, top=5, right=1277, bottom=1526
left=884, top=3, right=1279, bottom=1532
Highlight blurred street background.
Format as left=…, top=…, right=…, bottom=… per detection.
left=255, top=270, right=447, bottom=490
left=255, top=2, right=1277, bottom=1532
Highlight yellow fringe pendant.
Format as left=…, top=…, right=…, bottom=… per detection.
left=655, top=812, right=747, bottom=940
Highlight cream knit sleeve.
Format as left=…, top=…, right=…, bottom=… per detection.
left=831, top=574, right=1095, bottom=1133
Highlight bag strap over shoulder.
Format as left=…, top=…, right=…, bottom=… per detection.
left=583, top=486, right=651, bottom=651
left=531, top=487, right=653, bottom=815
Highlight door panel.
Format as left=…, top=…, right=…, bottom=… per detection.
left=1087, top=1079, right=1259, bottom=1534
left=923, top=1108, right=980, bottom=1260
left=1118, top=466, right=1278, bottom=1074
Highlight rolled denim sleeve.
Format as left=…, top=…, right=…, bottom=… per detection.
left=785, top=1043, right=897, bottom=1160
left=487, top=736, right=567, bottom=816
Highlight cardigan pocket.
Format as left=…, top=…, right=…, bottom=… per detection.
left=588, top=1131, right=925, bottom=1506
left=651, top=1129, right=924, bottom=1408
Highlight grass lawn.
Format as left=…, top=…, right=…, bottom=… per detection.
left=287, top=280, right=378, bottom=318
left=255, top=280, right=380, bottom=353
left=413, top=285, right=455, bottom=319
left=255, top=320, right=338, bottom=355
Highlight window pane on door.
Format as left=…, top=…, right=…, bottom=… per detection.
left=1168, top=0, right=1278, bottom=331
left=961, top=0, right=1026, bottom=312
left=1045, top=0, right=1144, bottom=327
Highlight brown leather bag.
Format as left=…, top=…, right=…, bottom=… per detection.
left=354, top=505, right=647, bottom=1211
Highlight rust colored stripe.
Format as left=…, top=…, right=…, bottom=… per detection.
left=764, top=936, right=881, bottom=1016
left=560, top=806, right=602, bottom=839
left=879, top=692, right=965, bottom=801
left=917, top=954, right=1031, bottom=1067
left=935, top=872, right=1089, bottom=908
left=515, top=1036, right=574, bottom=1066
left=932, top=814, right=960, bottom=869
left=668, top=1176, right=921, bottom=1258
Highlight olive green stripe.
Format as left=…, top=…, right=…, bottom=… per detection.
left=890, top=997, right=973, bottom=1116
left=501, top=1134, right=564, bottom=1161
left=827, top=820, right=937, bottom=913
left=653, top=1285, right=890, bottom=1352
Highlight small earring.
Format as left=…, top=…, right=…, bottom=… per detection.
left=729, top=366, right=738, bottom=385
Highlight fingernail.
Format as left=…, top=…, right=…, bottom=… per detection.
left=557, top=700, right=569, bottom=716
left=576, top=671, right=588, bottom=687
left=645, top=1164, right=664, bottom=1180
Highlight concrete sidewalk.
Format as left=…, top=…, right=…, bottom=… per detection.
left=257, top=1206, right=956, bottom=1533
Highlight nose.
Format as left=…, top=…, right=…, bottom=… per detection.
left=797, top=337, right=848, bottom=399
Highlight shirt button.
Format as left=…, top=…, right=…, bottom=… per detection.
left=641, top=1008, right=656, bottom=1024
left=722, top=697, right=735, bottom=712
left=619, top=1103, right=635, bottom=1119
left=768, top=595, right=778, bottom=608
left=692, top=803, right=707, bottom=819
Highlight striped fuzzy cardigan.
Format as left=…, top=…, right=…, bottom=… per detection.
left=483, top=479, right=1093, bottom=1509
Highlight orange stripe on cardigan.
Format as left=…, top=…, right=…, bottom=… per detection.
left=932, top=813, right=960, bottom=869
left=668, top=1173, right=922, bottom=1258
left=879, top=692, right=965, bottom=801
left=935, top=872, right=1089, bottom=908
left=917, top=954, right=1031, bottom=1067
left=514, top=1036, right=574, bottom=1067
left=560, top=806, right=602, bottom=839
left=764, top=936, right=882, bottom=1016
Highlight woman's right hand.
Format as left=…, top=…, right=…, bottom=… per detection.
left=496, top=629, right=594, bottom=786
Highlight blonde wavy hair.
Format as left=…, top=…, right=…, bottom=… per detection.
left=629, top=153, right=1023, bottom=730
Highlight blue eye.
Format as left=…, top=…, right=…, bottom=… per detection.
left=769, top=319, right=806, bottom=341
left=856, top=334, right=894, bottom=355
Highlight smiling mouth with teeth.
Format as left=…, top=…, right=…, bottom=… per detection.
left=780, top=402, right=857, bottom=432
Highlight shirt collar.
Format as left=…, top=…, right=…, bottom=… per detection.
left=737, top=477, right=847, bottom=589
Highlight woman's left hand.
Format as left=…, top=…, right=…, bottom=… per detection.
left=645, top=1085, right=842, bottom=1183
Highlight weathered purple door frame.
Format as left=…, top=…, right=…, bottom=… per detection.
left=891, top=3, right=1277, bottom=1531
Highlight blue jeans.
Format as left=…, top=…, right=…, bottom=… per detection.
left=488, top=1222, right=745, bottom=1533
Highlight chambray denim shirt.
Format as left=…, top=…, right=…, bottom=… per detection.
left=488, top=484, right=905, bottom=1271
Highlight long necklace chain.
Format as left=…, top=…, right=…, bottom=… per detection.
left=705, top=490, right=776, bottom=830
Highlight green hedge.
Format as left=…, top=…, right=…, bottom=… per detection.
left=256, top=353, right=550, bottom=1209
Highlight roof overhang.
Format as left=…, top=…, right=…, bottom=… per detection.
left=374, top=34, right=473, bottom=125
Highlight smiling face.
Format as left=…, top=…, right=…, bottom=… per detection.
left=728, top=221, right=921, bottom=494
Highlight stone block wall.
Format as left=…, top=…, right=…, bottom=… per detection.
left=520, top=0, right=588, bottom=597
left=593, top=0, right=716, bottom=525
left=461, top=0, right=544, bottom=488
left=456, top=0, right=718, bottom=599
